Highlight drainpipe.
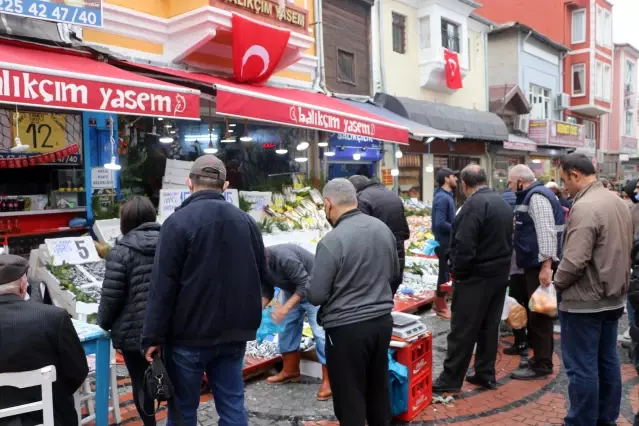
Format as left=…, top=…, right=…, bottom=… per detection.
left=484, top=24, right=494, bottom=187
left=559, top=52, right=567, bottom=120
left=378, top=0, right=387, bottom=92
left=312, top=0, right=327, bottom=94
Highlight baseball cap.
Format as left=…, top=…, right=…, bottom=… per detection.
left=0, top=254, right=29, bottom=285
left=190, top=155, right=227, bottom=181
left=436, top=168, right=459, bottom=186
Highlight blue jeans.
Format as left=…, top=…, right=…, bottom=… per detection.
left=629, top=298, right=636, bottom=327
left=559, top=308, right=624, bottom=426
left=278, top=291, right=326, bottom=364
left=163, top=343, right=247, bottom=426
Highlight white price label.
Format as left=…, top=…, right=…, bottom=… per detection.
left=45, top=236, right=100, bottom=266
left=159, top=188, right=240, bottom=219
left=91, top=167, right=115, bottom=189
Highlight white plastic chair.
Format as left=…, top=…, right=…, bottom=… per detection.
left=74, top=302, right=122, bottom=425
left=0, top=365, right=57, bottom=426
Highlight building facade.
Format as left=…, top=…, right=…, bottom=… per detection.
left=610, top=44, right=639, bottom=155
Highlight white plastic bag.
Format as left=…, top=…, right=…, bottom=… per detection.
left=529, top=284, right=558, bottom=318
left=501, top=296, right=527, bottom=329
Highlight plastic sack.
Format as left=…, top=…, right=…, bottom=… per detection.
left=423, top=239, right=440, bottom=256
left=529, top=284, right=558, bottom=318
left=501, top=296, right=527, bottom=329
left=388, top=350, right=409, bottom=417
left=256, top=307, right=283, bottom=344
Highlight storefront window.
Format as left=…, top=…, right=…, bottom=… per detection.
left=528, top=158, right=557, bottom=183
left=434, top=155, right=480, bottom=205
left=492, top=156, right=524, bottom=193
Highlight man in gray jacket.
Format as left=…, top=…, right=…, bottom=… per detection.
left=307, top=178, right=399, bottom=426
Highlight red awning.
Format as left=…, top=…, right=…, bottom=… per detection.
left=127, top=63, right=410, bottom=144
left=0, top=41, right=201, bottom=120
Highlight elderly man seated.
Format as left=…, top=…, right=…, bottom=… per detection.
left=0, top=255, right=88, bottom=426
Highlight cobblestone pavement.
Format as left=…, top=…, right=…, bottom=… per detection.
left=90, top=309, right=638, bottom=426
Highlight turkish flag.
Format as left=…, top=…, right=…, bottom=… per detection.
left=444, top=49, right=463, bottom=90
left=231, top=14, right=291, bottom=85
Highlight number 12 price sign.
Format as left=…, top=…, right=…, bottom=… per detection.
left=45, top=236, right=100, bottom=266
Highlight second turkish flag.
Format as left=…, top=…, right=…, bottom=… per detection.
left=444, top=49, right=463, bottom=90
left=232, top=14, right=291, bottom=85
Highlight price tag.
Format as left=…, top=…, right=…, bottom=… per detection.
left=45, top=236, right=100, bottom=266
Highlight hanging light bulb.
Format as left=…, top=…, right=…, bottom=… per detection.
left=159, top=136, right=174, bottom=144
left=203, top=112, right=218, bottom=153
left=103, top=116, right=121, bottom=170
left=11, top=107, right=28, bottom=153
left=426, top=136, right=435, bottom=144
left=324, top=150, right=336, bottom=157
left=391, top=168, right=399, bottom=176
left=395, top=149, right=403, bottom=159
left=425, top=164, right=434, bottom=173
left=294, top=157, right=308, bottom=163
left=276, top=129, right=288, bottom=154
left=164, top=122, right=172, bottom=128
left=157, top=117, right=164, bottom=121
left=221, top=118, right=236, bottom=143
left=352, top=149, right=361, bottom=161
left=318, top=135, right=329, bottom=148
left=240, top=120, right=253, bottom=142
left=296, top=141, right=309, bottom=151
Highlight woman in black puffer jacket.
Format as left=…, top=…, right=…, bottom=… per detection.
left=98, top=196, right=159, bottom=426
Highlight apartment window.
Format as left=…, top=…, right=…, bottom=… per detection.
left=604, top=10, right=612, bottom=47
left=337, top=49, right=355, bottom=84
left=595, top=60, right=603, bottom=99
left=596, top=7, right=604, bottom=45
left=572, top=64, right=586, bottom=96
left=583, top=120, right=596, bottom=140
left=626, top=61, right=635, bottom=93
left=603, top=63, right=611, bottom=101
left=572, top=9, right=586, bottom=44
left=441, top=19, right=460, bottom=53
left=529, top=85, right=551, bottom=120
left=626, top=111, right=634, bottom=136
left=566, top=116, right=578, bottom=124
left=392, top=12, right=406, bottom=54
left=419, top=16, right=431, bottom=49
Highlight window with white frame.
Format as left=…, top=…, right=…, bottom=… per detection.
left=572, top=9, right=586, bottom=44
left=626, top=60, right=635, bottom=93
left=419, top=17, right=431, bottom=50
left=627, top=110, right=634, bottom=136
left=572, top=64, right=586, bottom=96
left=583, top=120, right=596, bottom=140
left=604, top=10, right=612, bottom=47
left=529, top=85, right=551, bottom=119
left=595, top=60, right=603, bottom=99
left=566, top=116, right=578, bottom=124
left=603, top=63, right=611, bottom=101
left=596, top=7, right=604, bottom=45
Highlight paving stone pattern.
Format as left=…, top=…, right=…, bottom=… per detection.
left=90, top=310, right=638, bottom=426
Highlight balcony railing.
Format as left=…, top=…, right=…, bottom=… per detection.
left=442, top=31, right=460, bottom=53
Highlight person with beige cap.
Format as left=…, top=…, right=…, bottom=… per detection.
left=142, top=155, right=267, bottom=426
left=0, top=254, right=88, bottom=426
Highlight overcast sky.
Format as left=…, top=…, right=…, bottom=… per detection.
left=613, top=0, right=639, bottom=48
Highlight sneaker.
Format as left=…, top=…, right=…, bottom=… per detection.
left=511, top=366, right=551, bottom=380
left=622, top=328, right=632, bottom=342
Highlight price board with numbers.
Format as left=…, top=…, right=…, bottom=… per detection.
left=0, top=0, right=103, bottom=28
left=14, top=112, right=67, bottom=153
left=45, top=236, right=100, bottom=266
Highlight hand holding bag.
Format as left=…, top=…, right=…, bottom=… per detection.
left=137, top=353, right=185, bottom=426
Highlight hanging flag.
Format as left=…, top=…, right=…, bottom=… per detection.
left=231, top=14, right=291, bottom=85
left=444, top=49, right=463, bottom=90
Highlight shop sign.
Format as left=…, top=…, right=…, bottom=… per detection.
left=221, top=0, right=307, bottom=30
left=0, top=143, right=80, bottom=168
left=45, top=236, right=100, bottom=266
left=0, top=110, right=82, bottom=164
left=328, top=133, right=382, bottom=161
left=159, top=188, right=240, bottom=218
left=0, top=69, right=200, bottom=119
left=91, top=167, right=115, bottom=189
left=621, top=136, right=638, bottom=153
left=381, top=168, right=394, bottom=188
left=0, top=0, right=103, bottom=28
left=528, top=119, right=585, bottom=148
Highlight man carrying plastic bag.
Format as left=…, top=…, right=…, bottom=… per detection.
left=554, top=154, right=632, bottom=426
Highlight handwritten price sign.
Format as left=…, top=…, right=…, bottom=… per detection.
left=45, top=236, right=100, bottom=266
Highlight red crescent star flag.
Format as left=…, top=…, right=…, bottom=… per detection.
left=232, top=14, right=291, bottom=85
left=444, top=49, right=463, bottom=90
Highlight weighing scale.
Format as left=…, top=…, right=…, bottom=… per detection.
left=391, top=312, right=428, bottom=340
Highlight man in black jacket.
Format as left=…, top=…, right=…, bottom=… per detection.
left=433, top=165, right=513, bottom=393
left=142, top=155, right=266, bottom=426
left=349, top=175, right=410, bottom=296
left=0, top=255, right=88, bottom=426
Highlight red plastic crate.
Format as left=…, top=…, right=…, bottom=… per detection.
left=395, top=370, right=432, bottom=422
left=396, top=334, right=432, bottom=380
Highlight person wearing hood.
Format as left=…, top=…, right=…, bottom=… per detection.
left=98, top=196, right=161, bottom=426
left=348, top=175, right=410, bottom=296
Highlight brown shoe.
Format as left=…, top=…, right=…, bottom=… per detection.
left=434, top=296, right=451, bottom=320
left=267, top=352, right=302, bottom=384
left=317, top=364, right=332, bottom=401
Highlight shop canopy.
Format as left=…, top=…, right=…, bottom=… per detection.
left=375, top=93, right=508, bottom=142
left=504, top=134, right=538, bottom=152
left=0, top=40, right=201, bottom=119
left=126, top=63, right=410, bottom=145
left=336, top=98, right=462, bottom=141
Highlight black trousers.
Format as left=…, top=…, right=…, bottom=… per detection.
left=435, top=244, right=449, bottom=297
left=325, top=314, right=393, bottom=426
left=439, top=276, right=508, bottom=386
left=523, top=268, right=554, bottom=371
left=122, top=350, right=157, bottom=426
left=509, top=273, right=529, bottom=345
left=390, top=257, right=406, bottom=297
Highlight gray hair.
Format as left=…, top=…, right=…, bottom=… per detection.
left=509, top=164, right=536, bottom=182
left=323, top=178, right=357, bottom=206
left=348, top=175, right=370, bottom=192
left=0, top=275, right=24, bottom=296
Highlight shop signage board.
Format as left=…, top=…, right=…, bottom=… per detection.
left=159, top=189, right=240, bottom=219
left=91, top=167, right=115, bottom=189
left=328, top=133, right=383, bottom=161
left=621, top=136, right=638, bottom=154
left=0, top=0, right=103, bottom=28
left=219, top=0, right=308, bottom=30
left=528, top=119, right=585, bottom=148
left=239, top=191, right=272, bottom=221
left=0, top=110, right=83, bottom=164
left=45, top=236, right=100, bottom=266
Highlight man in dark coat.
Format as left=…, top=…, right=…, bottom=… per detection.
left=0, top=255, right=88, bottom=426
left=432, top=165, right=513, bottom=393
left=349, top=175, right=410, bottom=296
left=502, top=187, right=516, bottom=210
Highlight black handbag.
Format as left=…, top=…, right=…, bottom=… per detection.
left=137, top=353, right=185, bottom=426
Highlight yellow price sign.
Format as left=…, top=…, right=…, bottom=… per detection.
left=13, top=112, right=67, bottom=153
